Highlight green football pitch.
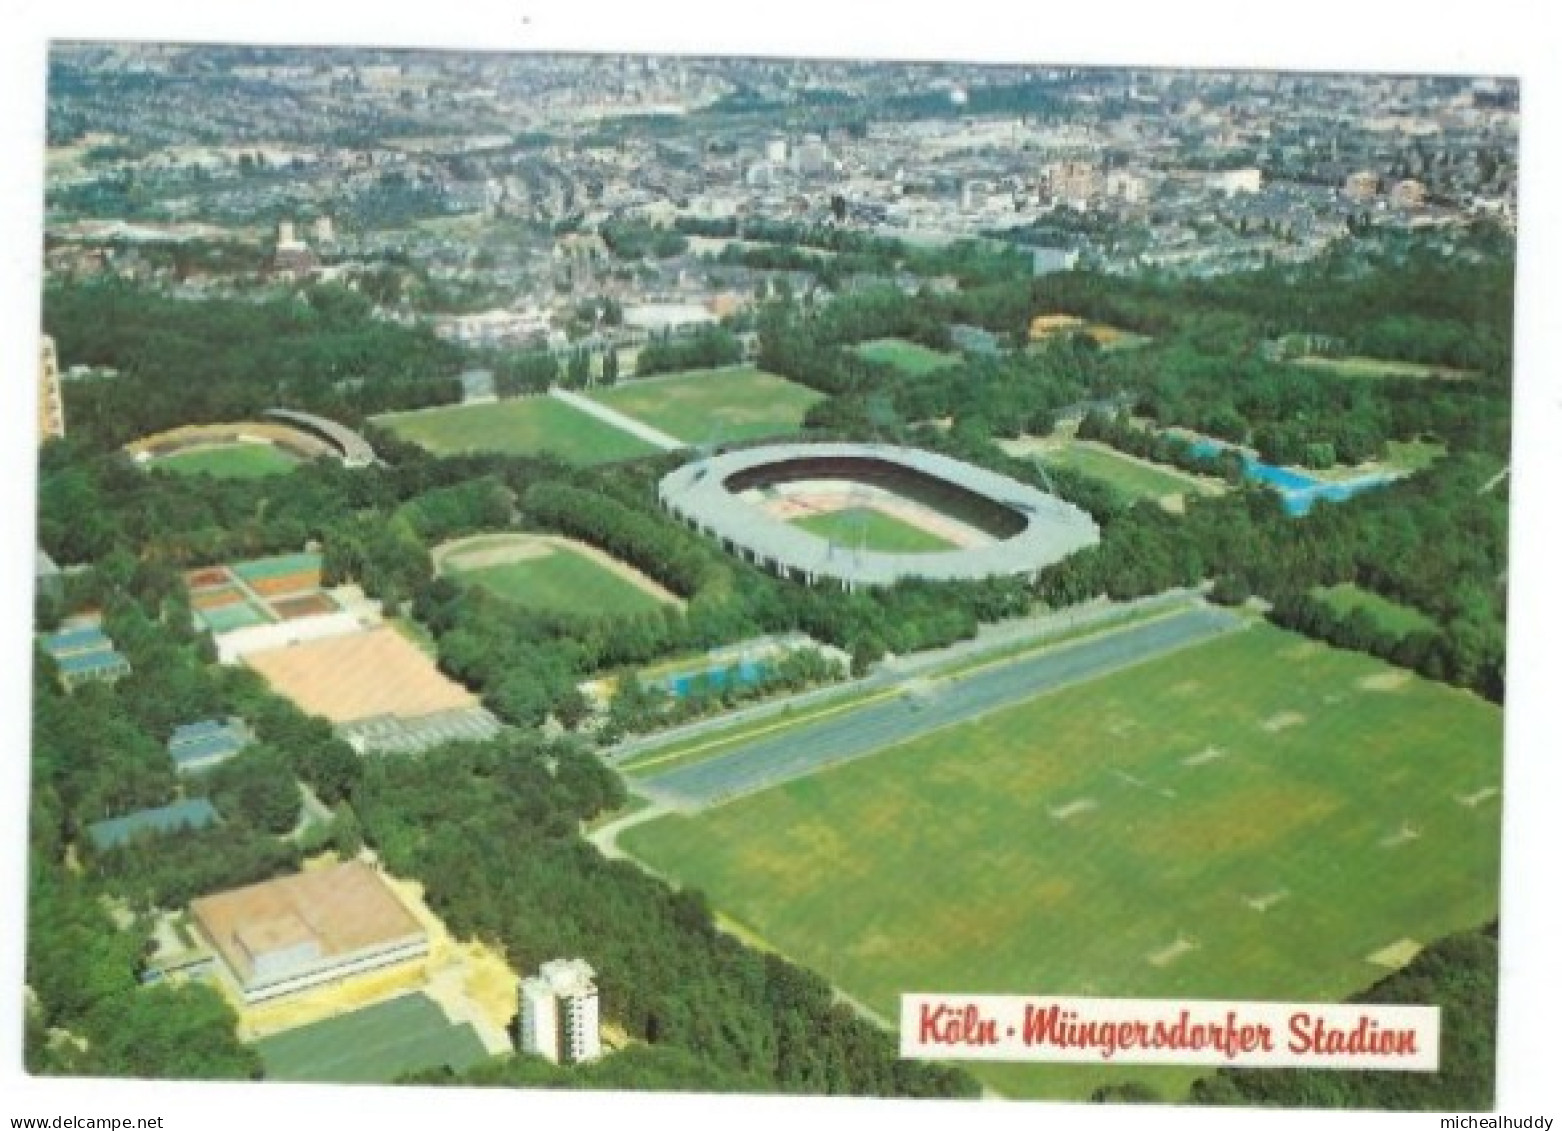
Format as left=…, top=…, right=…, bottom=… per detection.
left=256, top=993, right=490, bottom=1083
left=854, top=338, right=960, bottom=375
left=448, top=543, right=670, bottom=616
left=156, top=444, right=298, bottom=479
left=589, top=367, right=823, bottom=443
left=622, top=623, right=1503, bottom=1101
left=372, top=397, right=660, bottom=463
left=792, top=506, right=956, bottom=553
left=1041, top=442, right=1212, bottom=502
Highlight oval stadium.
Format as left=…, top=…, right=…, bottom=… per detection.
left=658, top=442, right=1100, bottom=589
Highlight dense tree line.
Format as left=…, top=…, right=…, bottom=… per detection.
left=353, top=737, right=977, bottom=1098
left=634, top=326, right=743, bottom=377
left=1186, top=925, right=1498, bottom=1110
left=43, top=280, right=463, bottom=450
left=1076, top=411, right=1247, bottom=480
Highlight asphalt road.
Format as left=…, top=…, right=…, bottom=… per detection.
left=635, top=604, right=1245, bottom=812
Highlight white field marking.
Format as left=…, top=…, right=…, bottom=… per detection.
left=1380, top=821, right=1423, bottom=849
left=1261, top=711, right=1306, bottom=733
left=1049, top=798, right=1098, bottom=821
left=1182, top=746, right=1226, bottom=767
left=1244, top=888, right=1290, bottom=913
left=1148, top=936, right=1200, bottom=967
left=1456, top=786, right=1500, bottom=809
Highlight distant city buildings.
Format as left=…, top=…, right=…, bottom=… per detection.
left=1344, top=170, right=1380, bottom=203
left=519, top=958, right=602, bottom=1065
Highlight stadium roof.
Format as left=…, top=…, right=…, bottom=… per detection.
left=264, top=408, right=376, bottom=467
left=658, top=442, right=1099, bottom=588
left=88, top=798, right=220, bottom=851
left=190, top=861, right=425, bottom=988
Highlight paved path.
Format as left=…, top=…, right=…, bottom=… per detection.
left=636, top=604, right=1244, bottom=812
left=586, top=802, right=672, bottom=860
left=550, top=387, right=687, bottom=451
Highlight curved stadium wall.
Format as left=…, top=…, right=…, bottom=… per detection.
left=657, top=442, right=1100, bottom=590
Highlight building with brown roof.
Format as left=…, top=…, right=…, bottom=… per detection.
left=190, top=860, right=429, bottom=1003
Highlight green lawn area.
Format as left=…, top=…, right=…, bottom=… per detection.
left=156, top=443, right=299, bottom=479
left=589, top=367, right=823, bottom=443
left=372, top=397, right=660, bottom=463
left=1041, top=442, right=1213, bottom=501
left=623, top=624, right=1502, bottom=1102
left=792, top=506, right=956, bottom=553
left=1384, top=439, right=1448, bottom=473
left=1313, top=584, right=1438, bottom=637
left=1293, top=356, right=1476, bottom=381
left=256, top=993, right=490, bottom=1083
left=448, top=543, right=668, bottom=616
left=855, top=338, right=960, bottom=376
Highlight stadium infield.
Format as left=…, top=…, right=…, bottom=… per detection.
left=620, top=622, right=1503, bottom=1101
left=371, top=397, right=661, bottom=463
left=587, top=366, right=823, bottom=443
left=792, top=506, right=957, bottom=554
left=256, top=992, right=489, bottom=1083
left=157, top=443, right=299, bottom=478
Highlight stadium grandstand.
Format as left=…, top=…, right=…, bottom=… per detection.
left=264, top=408, right=377, bottom=468
left=658, top=442, right=1099, bottom=589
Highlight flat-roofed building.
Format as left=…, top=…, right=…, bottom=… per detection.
left=191, top=860, right=429, bottom=1003
left=168, top=717, right=251, bottom=774
left=41, top=624, right=132, bottom=691
left=88, top=798, right=221, bottom=852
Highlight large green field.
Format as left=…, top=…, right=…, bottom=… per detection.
left=372, top=397, right=660, bottom=463
left=855, top=338, right=960, bottom=375
left=1293, top=355, right=1476, bottom=382
left=156, top=443, right=299, bottom=479
left=1041, top=442, right=1215, bottom=502
left=793, top=506, right=956, bottom=553
left=448, top=543, right=670, bottom=616
left=589, top=367, right=823, bottom=443
left=256, top=993, right=490, bottom=1083
left=622, top=624, right=1503, bottom=1101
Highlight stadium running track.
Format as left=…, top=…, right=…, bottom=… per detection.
left=634, top=604, right=1245, bottom=812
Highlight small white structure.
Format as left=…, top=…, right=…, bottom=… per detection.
left=519, top=958, right=602, bottom=1065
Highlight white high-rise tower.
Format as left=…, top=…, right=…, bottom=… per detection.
left=519, top=958, right=602, bottom=1065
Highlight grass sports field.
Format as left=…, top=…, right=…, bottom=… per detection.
left=1313, top=584, right=1437, bottom=637
left=447, top=541, right=670, bottom=616
left=792, top=506, right=956, bottom=553
left=372, top=398, right=660, bottom=464
left=622, top=623, right=1502, bottom=1101
left=1293, top=355, right=1475, bottom=381
left=589, top=367, right=823, bottom=443
left=157, top=444, right=298, bottom=478
left=1041, top=442, right=1214, bottom=502
left=854, top=337, right=959, bottom=375
left=256, top=992, right=490, bottom=1083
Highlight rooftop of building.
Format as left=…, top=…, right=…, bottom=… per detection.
left=190, top=860, right=425, bottom=987
left=88, top=798, right=221, bottom=851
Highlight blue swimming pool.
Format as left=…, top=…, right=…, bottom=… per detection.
left=1185, top=438, right=1393, bottom=515
left=662, top=659, right=769, bottom=697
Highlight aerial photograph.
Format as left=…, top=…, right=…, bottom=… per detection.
left=23, top=38, right=1519, bottom=1113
